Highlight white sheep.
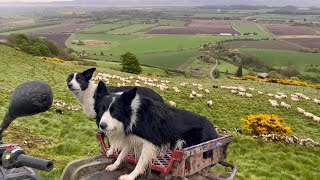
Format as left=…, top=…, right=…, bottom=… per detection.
left=191, top=91, right=197, bottom=96
left=313, top=116, right=320, bottom=122
left=297, top=107, right=305, bottom=114
left=280, top=102, right=291, bottom=109
left=238, top=92, right=245, bottom=96
left=313, top=99, right=320, bottom=105
left=189, top=94, right=195, bottom=99
left=204, top=89, right=210, bottom=94
left=192, top=83, right=198, bottom=87
left=258, top=91, right=264, bottom=95
left=207, top=100, right=213, bottom=107
left=275, top=95, right=283, bottom=99
left=231, top=90, right=238, bottom=94
left=303, top=112, right=314, bottom=119
left=291, top=97, right=299, bottom=102
left=169, top=101, right=176, bottom=107
left=269, top=100, right=279, bottom=107
left=174, top=89, right=181, bottom=93
left=267, top=93, right=274, bottom=97
left=198, top=87, right=203, bottom=91
left=135, top=83, right=141, bottom=86
left=196, top=94, right=203, bottom=98
left=245, top=93, right=253, bottom=98
left=248, top=88, right=255, bottom=91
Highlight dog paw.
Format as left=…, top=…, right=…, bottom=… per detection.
left=105, top=164, right=118, bottom=171
left=106, top=149, right=114, bottom=157
left=118, top=174, right=135, bottom=180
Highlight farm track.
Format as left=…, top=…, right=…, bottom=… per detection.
left=177, top=56, right=198, bottom=71
left=209, top=59, right=218, bottom=79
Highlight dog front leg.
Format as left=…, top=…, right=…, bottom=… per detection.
left=105, top=144, right=130, bottom=171
left=118, top=142, right=157, bottom=180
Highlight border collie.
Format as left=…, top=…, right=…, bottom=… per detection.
left=97, top=87, right=218, bottom=180
left=66, top=68, right=163, bottom=119
left=67, top=68, right=164, bottom=156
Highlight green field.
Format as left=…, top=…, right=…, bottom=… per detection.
left=233, top=24, right=270, bottom=39
left=89, top=50, right=200, bottom=69
left=108, top=24, right=158, bottom=35
left=89, top=60, right=168, bottom=76
left=81, top=21, right=131, bottom=33
left=0, top=45, right=320, bottom=179
left=68, top=33, right=228, bottom=55
left=0, top=24, right=64, bottom=35
left=239, top=48, right=320, bottom=67
left=218, top=60, right=250, bottom=75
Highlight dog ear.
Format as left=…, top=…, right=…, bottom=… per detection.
left=95, top=81, right=110, bottom=100
left=82, top=68, right=96, bottom=81
left=121, top=87, right=137, bottom=103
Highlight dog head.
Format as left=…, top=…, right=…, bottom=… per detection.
left=94, top=81, right=111, bottom=127
left=66, top=68, right=96, bottom=93
left=98, top=87, right=139, bottom=134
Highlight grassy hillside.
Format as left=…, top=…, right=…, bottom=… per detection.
left=239, top=48, right=320, bottom=67
left=233, top=24, right=271, bottom=39
left=0, top=45, right=319, bottom=179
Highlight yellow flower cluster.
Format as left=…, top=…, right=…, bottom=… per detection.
left=241, top=114, right=292, bottom=136
left=232, top=75, right=320, bottom=89
left=41, top=57, right=65, bottom=63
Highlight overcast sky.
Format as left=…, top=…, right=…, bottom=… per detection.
left=0, top=0, right=71, bottom=2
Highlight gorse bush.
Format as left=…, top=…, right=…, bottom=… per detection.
left=241, top=114, right=292, bottom=136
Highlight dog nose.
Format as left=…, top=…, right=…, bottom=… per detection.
left=99, top=122, right=107, bottom=130
left=68, top=84, right=72, bottom=88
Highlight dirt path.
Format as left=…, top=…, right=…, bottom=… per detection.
left=257, top=24, right=276, bottom=39
left=209, top=59, right=218, bottom=79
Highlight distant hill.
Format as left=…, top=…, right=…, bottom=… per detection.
left=1, top=0, right=320, bottom=7
left=71, top=0, right=320, bottom=7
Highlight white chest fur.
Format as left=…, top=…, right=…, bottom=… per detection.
left=72, top=82, right=97, bottom=119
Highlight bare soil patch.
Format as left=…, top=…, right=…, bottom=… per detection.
left=83, top=40, right=112, bottom=47
left=283, top=38, right=320, bottom=49
left=265, top=25, right=318, bottom=36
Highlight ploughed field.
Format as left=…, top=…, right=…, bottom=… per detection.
left=283, top=38, right=320, bottom=49
left=265, top=25, right=318, bottom=36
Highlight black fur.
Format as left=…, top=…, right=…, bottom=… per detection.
left=66, top=68, right=96, bottom=91
left=98, top=87, right=218, bottom=158
left=94, top=81, right=164, bottom=127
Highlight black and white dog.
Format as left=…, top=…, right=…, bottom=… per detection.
left=96, top=86, right=218, bottom=180
left=66, top=68, right=163, bottom=119
left=66, top=68, right=164, bottom=156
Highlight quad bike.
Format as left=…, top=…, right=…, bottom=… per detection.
left=0, top=80, right=54, bottom=180
left=0, top=80, right=237, bottom=180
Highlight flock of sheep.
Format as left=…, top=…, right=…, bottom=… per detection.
left=93, top=73, right=214, bottom=108
left=92, top=73, right=320, bottom=124
left=220, top=86, right=320, bottom=123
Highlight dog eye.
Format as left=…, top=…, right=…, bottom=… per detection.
left=76, top=77, right=81, bottom=81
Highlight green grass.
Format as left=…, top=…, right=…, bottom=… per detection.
left=81, top=22, right=130, bottom=34
left=233, top=24, right=271, bottom=39
left=89, top=50, right=200, bottom=69
left=183, top=59, right=213, bottom=77
left=67, top=33, right=228, bottom=55
left=218, top=60, right=250, bottom=75
left=1, top=44, right=320, bottom=179
left=89, top=60, right=168, bottom=76
left=0, top=24, right=64, bottom=35
left=239, top=48, right=320, bottom=68
left=108, top=24, right=158, bottom=35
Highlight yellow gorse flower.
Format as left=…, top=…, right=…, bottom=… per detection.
left=240, top=114, right=292, bottom=136
left=232, top=75, right=320, bottom=89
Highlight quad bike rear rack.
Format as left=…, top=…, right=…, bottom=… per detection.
left=60, top=132, right=237, bottom=180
